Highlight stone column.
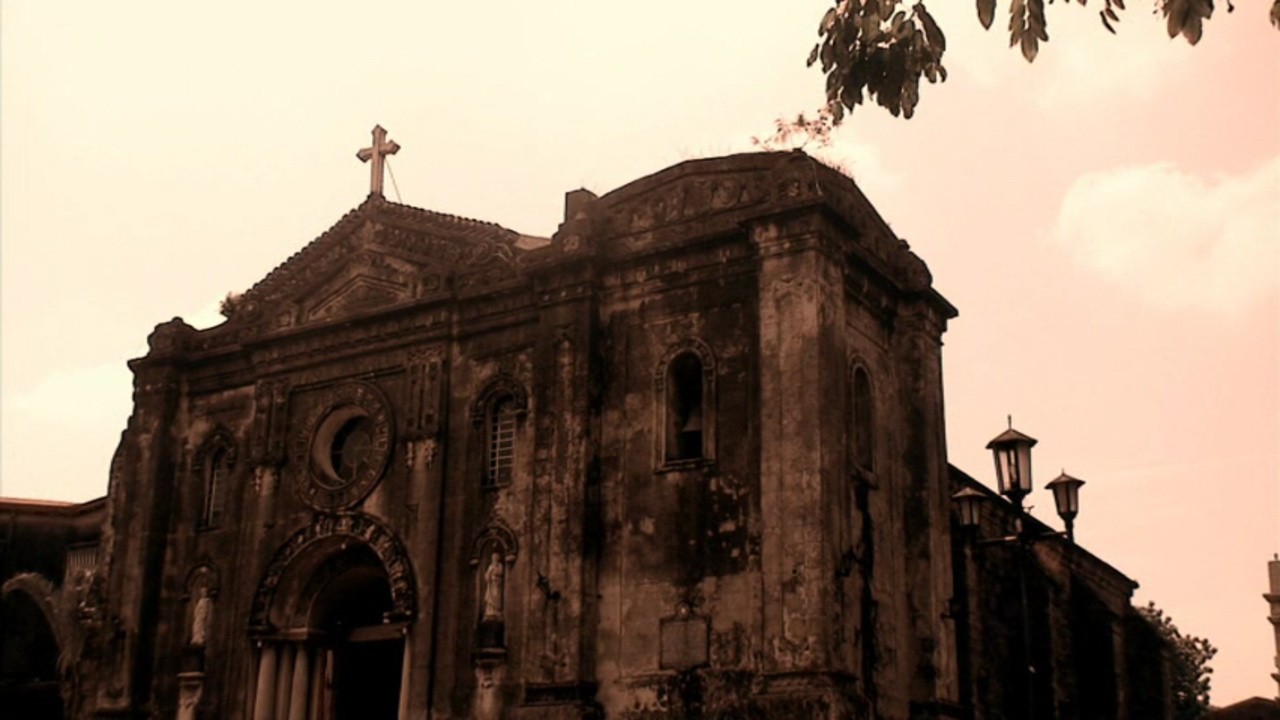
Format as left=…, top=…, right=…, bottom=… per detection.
left=288, top=645, right=310, bottom=720
left=309, top=648, right=327, bottom=720
left=274, top=643, right=295, bottom=720
left=398, top=635, right=413, bottom=720
left=252, top=643, right=279, bottom=720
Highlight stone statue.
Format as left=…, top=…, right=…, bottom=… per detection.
left=481, top=552, right=504, bottom=622
left=190, top=587, right=213, bottom=647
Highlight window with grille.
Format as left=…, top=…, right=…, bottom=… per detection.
left=203, top=447, right=229, bottom=528
left=487, top=396, right=517, bottom=486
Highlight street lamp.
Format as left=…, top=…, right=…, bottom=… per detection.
left=951, top=420, right=1087, bottom=720
left=951, top=486, right=985, bottom=532
left=985, top=418, right=1038, bottom=509
left=1045, top=471, right=1085, bottom=542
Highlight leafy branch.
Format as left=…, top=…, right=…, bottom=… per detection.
left=812, top=0, right=1279, bottom=121
left=1135, top=601, right=1218, bottom=720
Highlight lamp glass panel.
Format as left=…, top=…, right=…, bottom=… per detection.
left=1013, top=442, right=1033, bottom=495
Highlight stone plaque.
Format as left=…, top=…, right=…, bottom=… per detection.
left=659, top=615, right=709, bottom=671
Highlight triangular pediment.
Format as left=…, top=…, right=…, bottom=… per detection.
left=224, top=196, right=527, bottom=331
left=302, top=267, right=413, bottom=324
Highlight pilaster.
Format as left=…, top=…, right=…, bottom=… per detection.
left=752, top=212, right=843, bottom=676
left=93, top=318, right=191, bottom=717
left=891, top=300, right=960, bottom=716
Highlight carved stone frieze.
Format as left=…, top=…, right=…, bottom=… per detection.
left=248, top=308, right=451, bottom=369
left=250, top=379, right=289, bottom=466
left=404, top=347, right=445, bottom=439
left=609, top=174, right=765, bottom=238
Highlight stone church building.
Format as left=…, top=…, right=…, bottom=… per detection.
left=1, top=143, right=1170, bottom=719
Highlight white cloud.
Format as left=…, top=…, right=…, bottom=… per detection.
left=1050, top=156, right=1280, bottom=313
left=925, top=3, right=1191, bottom=105
left=1032, top=9, right=1192, bottom=108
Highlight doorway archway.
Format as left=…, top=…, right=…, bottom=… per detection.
left=249, top=515, right=416, bottom=720
left=0, top=581, right=64, bottom=720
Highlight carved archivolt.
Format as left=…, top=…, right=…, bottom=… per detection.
left=652, top=337, right=717, bottom=386
left=184, top=564, right=219, bottom=597
left=249, top=513, right=416, bottom=630
left=468, top=519, right=519, bottom=567
left=193, top=426, right=238, bottom=473
left=469, top=374, right=529, bottom=428
left=1, top=573, right=58, bottom=632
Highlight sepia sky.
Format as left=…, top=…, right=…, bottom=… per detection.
left=2, top=0, right=1276, bottom=704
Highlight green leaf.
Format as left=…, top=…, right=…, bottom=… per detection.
left=918, top=4, right=947, bottom=51
left=1021, top=31, right=1040, bottom=60
left=821, top=7, right=838, bottom=34
left=978, top=0, right=997, bottom=29
left=1166, top=0, right=1189, bottom=38
left=1183, top=15, right=1204, bottom=43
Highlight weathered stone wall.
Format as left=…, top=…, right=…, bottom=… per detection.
left=950, top=466, right=1166, bottom=720
left=76, top=152, right=972, bottom=720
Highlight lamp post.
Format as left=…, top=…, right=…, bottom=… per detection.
left=951, top=420, right=1086, bottom=720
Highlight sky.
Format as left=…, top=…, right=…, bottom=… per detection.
left=2, top=0, right=1276, bottom=705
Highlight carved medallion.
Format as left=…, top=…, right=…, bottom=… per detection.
left=290, top=382, right=393, bottom=511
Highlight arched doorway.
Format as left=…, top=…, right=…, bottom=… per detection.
left=249, top=516, right=415, bottom=720
left=310, top=545, right=402, bottom=719
left=0, top=585, right=64, bottom=720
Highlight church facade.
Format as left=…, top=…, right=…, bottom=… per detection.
left=2, top=146, right=1168, bottom=719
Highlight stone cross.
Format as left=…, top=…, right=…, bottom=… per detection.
left=357, top=124, right=400, bottom=197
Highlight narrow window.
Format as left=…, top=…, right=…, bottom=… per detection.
left=203, top=447, right=228, bottom=528
left=487, top=396, right=517, bottom=486
left=666, top=352, right=704, bottom=462
left=852, top=366, right=874, bottom=472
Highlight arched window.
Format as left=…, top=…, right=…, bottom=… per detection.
left=203, top=445, right=232, bottom=528
left=486, top=396, right=517, bottom=487
left=195, top=429, right=236, bottom=530
left=851, top=365, right=874, bottom=472
left=666, top=352, right=705, bottom=463
left=471, top=376, right=528, bottom=490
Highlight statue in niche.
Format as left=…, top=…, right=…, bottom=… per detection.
left=190, top=585, right=213, bottom=648
left=481, top=551, right=504, bottom=622
left=475, top=550, right=507, bottom=651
